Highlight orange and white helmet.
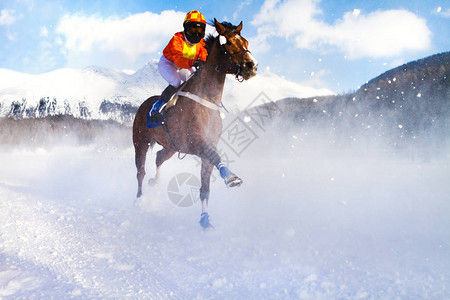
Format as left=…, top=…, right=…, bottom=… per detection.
left=184, top=10, right=206, bottom=25
left=183, top=10, right=206, bottom=44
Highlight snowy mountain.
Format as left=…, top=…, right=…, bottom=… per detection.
left=223, top=69, right=333, bottom=111
left=0, top=63, right=333, bottom=124
left=0, top=63, right=165, bottom=123
left=271, top=51, right=450, bottom=149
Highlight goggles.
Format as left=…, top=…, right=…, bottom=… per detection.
left=187, top=25, right=205, bottom=35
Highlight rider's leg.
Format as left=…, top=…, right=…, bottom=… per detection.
left=149, top=84, right=178, bottom=122
left=158, top=55, right=182, bottom=87
left=150, top=56, right=182, bottom=122
left=159, top=84, right=178, bottom=107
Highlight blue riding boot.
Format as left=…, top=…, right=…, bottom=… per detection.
left=149, top=84, right=178, bottom=123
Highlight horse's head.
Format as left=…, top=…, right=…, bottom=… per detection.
left=214, top=19, right=258, bottom=81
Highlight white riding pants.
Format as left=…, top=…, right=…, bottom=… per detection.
left=158, top=55, right=194, bottom=88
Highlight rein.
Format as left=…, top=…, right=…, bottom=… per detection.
left=181, top=36, right=250, bottom=111
left=225, top=49, right=252, bottom=82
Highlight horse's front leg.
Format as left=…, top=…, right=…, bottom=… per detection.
left=198, top=146, right=243, bottom=228
left=199, top=159, right=214, bottom=228
left=200, top=146, right=243, bottom=188
left=216, top=162, right=243, bottom=188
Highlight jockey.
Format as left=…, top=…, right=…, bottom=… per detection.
left=150, top=10, right=208, bottom=122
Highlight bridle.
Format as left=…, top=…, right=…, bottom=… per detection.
left=224, top=48, right=252, bottom=82
left=202, top=35, right=253, bottom=82
left=183, top=33, right=253, bottom=114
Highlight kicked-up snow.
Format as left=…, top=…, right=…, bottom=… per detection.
left=0, top=124, right=449, bottom=298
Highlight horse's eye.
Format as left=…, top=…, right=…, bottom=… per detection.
left=219, top=36, right=227, bottom=45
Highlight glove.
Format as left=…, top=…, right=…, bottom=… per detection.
left=193, top=59, right=206, bottom=70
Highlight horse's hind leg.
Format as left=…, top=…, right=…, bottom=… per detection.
left=135, top=141, right=151, bottom=198
left=148, top=147, right=175, bottom=186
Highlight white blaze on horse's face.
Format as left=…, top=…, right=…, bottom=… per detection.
left=243, top=50, right=258, bottom=79
left=219, top=35, right=227, bottom=45
left=214, top=19, right=258, bottom=80
left=236, top=35, right=258, bottom=80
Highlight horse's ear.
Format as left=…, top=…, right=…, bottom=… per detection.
left=236, top=21, right=243, bottom=33
left=214, top=18, right=227, bottom=35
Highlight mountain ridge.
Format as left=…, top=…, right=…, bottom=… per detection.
left=0, top=62, right=334, bottom=124
left=273, top=51, right=450, bottom=148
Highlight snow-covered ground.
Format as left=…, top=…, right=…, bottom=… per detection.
left=0, top=119, right=449, bottom=298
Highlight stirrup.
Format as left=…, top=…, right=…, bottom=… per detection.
left=149, top=99, right=168, bottom=123
left=150, top=110, right=165, bottom=123
left=157, top=102, right=167, bottom=113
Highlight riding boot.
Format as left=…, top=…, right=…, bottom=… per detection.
left=150, top=85, right=178, bottom=122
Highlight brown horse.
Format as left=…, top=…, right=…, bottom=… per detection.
left=132, top=19, right=258, bottom=228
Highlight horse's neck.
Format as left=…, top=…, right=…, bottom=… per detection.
left=187, top=39, right=226, bottom=102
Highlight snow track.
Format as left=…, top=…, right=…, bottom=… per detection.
left=1, top=134, right=449, bottom=298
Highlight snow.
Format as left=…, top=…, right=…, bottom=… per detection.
left=223, top=70, right=334, bottom=111
left=0, top=69, right=34, bottom=89
left=0, top=64, right=165, bottom=119
left=1, top=122, right=449, bottom=298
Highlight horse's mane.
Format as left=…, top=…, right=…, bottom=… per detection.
left=204, top=21, right=240, bottom=54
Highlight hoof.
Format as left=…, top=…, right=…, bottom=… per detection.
left=225, top=176, right=243, bottom=188
left=199, top=212, right=214, bottom=229
left=134, top=195, right=143, bottom=207
left=148, top=178, right=159, bottom=186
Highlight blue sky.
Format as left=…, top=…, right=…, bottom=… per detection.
left=0, top=0, right=449, bottom=93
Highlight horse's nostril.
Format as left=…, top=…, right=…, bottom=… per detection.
left=245, top=61, right=254, bottom=69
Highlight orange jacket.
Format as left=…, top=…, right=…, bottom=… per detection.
left=163, top=32, right=208, bottom=69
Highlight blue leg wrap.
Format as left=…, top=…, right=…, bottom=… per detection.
left=216, top=162, right=232, bottom=179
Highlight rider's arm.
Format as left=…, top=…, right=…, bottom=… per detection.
left=163, top=33, right=195, bottom=69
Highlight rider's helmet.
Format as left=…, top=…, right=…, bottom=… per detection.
left=183, top=10, right=206, bottom=44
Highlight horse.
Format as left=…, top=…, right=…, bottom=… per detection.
left=132, top=19, right=258, bottom=228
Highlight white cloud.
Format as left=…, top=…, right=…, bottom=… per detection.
left=251, top=0, right=431, bottom=59
left=327, top=9, right=431, bottom=58
left=0, top=9, right=17, bottom=25
left=55, top=10, right=186, bottom=65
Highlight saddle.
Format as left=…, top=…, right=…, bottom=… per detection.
left=164, top=83, right=185, bottom=110
left=146, top=81, right=188, bottom=129
left=146, top=74, right=219, bottom=129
